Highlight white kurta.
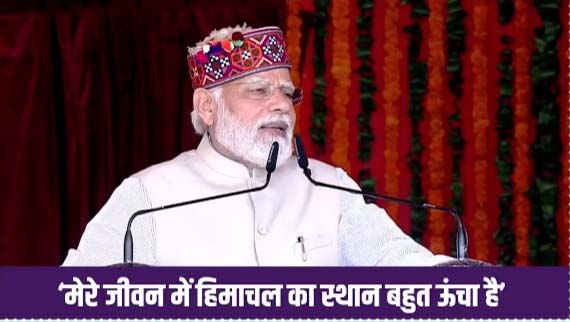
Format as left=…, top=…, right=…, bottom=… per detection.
left=63, top=136, right=453, bottom=266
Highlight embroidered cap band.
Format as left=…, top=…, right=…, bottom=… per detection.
left=187, top=26, right=292, bottom=90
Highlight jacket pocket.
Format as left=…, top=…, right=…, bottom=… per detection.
left=293, top=234, right=336, bottom=264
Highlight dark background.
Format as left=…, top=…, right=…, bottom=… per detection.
left=0, top=0, right=286, bottom=264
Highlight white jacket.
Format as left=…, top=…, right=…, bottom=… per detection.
left=63, top=136, right=452, bottom=266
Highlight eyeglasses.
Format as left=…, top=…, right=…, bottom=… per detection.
left=223, top=81, right=303, bottom=105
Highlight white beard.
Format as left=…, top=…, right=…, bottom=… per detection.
left=210, top=102, right=293, bottom=169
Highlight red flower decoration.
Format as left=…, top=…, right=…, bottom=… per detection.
left=221, top=39, right=234, bottom=53
left=196, top=51, right=209, bottom=64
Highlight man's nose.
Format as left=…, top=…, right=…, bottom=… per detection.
left=268, top=90, right=294, bottom=113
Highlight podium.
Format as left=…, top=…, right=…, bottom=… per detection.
left=435, top=258, right=493, bottom=267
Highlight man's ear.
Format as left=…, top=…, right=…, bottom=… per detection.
left=192, top=88, right=217, bottom=127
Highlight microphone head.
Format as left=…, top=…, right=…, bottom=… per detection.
left=266, top=142, right=279, bottom=173
left=294, top=135, right=309, bottom=169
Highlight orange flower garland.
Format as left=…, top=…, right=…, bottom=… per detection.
left=329, top=0, right=351, bottom=173
left=383, top=0, right=402, bottom=220
left=471, top=2, right=490, bottom=261
left=286, top=0, right=303, bottom=132
left=426, top=0, right=446, bottom=254
left=513, top=0, right=531, bottom=266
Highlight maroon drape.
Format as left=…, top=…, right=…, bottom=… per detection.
left=0, top=0, right=286, bottom=265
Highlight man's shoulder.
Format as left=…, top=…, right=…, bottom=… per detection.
left=281, top=156, right=345, bottom=180
left=308, top=157, right=341, bottom=171
left=131, top=149, right=199, bottom=181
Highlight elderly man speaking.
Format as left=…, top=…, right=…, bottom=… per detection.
left=63, top=24, right=454, bottom=266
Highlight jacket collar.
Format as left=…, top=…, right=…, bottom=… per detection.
left=195, top=134, right=268, bottom=180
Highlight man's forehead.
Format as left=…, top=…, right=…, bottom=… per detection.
left=238, top=69, right=293, bottom=86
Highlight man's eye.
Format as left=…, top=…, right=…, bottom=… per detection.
left=249, top=87, right=268, bottom=95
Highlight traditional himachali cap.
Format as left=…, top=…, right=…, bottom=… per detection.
left=187, top=26, right=302, bottom=104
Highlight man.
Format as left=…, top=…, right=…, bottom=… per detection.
left=63, top=24, right=453, bottom=266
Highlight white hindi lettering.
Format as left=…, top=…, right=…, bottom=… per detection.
left=320, top=284, right=383, bottom=307
left=435, top=277, right=480, bottom=308
left=483, top=276, right=505, bottom=307
left=360, top=285, right=383, bottom=307
left=102, top=277, right=166, bottom=307
left=384, top=284, right=431, bottom=314
left=286, top=284, right=317, bottom=307
left=218, top=285, right=283, bottom=307
left=243, top=287, right=261, bottom=306
left=321, top=284, right=350, bottom=307
left=194, top=277, right=282, bottom=307
left=195, top=276, right=218, bottom=307
left=128, top=284, right=166, bottom=307
left=144, top=285, right=166, bottom=307
left=217, top=285, right=244, bottom=306
left=58, top=276, right=99, bottom=307
left=169, top=277, right=194, bottom=307
left=259, top=285, right=283, bottom=307
left=103, top=277, right=130, bottom=306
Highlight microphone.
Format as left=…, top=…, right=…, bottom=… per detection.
left=294, top=135, right=469, bottom=260
left=122, top=142, right=280, bottom=265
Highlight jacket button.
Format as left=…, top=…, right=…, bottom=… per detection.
left=257, top=225, right=268, bottom=235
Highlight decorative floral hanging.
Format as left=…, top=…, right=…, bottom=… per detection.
left=471, top=1, right=490, bottom=261
left=512, top=0, right=531, bottom=266
left=426, top=0, right=446, bottom=254
left=382, top=0, right=403, bottom=219
left=287, top=0, right=566, bottom=264
left=286, top=0, right=303, bottom=132
left=330, top=0, right=352, bottom=173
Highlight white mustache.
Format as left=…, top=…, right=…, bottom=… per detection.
left=255, top=116, right=292, bottom=132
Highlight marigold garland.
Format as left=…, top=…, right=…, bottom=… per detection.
left=512, top=0, right=531, bottom=266
left=471, top=2, right=490, bottom=261
left=329, top=0, right=351, bottom=173
left=286, top=0, right=303, bottom=133
left=426, top=0, right=446, bottom=254
left=383, top=0, right=402, bottom=219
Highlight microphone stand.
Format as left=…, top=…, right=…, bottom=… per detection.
left=121, top=142, right=280, bottom=265
left=294, top=135, right=468, bottom=260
